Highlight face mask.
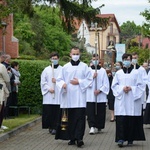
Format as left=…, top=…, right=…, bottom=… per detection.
left=132, top=59, right=137, bottom=64
left=72, top=55, right=80, bottom=62
left=115, top=66, right=121, bottom=70
left=92, top=60, right=99, bottom=66
left=123, top=60, right=131, bottom=68
left=51, top=59, right=59, bottom=65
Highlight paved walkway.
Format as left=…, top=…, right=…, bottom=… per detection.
left=0, top=109, right=150, bottom=150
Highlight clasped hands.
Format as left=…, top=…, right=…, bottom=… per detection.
left=123, top=86, right=131, bottom=93
left=62, top=78, right=79, bottom=90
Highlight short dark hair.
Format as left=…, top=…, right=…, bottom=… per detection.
left=70, top=46, right=80, bottom=52
left=92, top=53, right=99, bottom=57
left=11, top=61, right=19, bottom=68
left=50, top=52, right=59, bottom=59
left=122, top=53, right=132, bottom=60
left=132, top=52, right=138, bottom=56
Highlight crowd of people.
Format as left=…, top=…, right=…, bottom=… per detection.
left=1, top=47, right=149, bottom=148
left=0, top=52, right=21, bottom=131
left=40, top=48, right=150, bottom=148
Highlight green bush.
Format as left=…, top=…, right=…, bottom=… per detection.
left=16, top=60, right=50, bottom=114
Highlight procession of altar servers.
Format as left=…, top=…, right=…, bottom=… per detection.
left=40, top=50, right=150, bottom=148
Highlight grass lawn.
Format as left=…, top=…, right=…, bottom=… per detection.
left=1, top=114, right=41, bottom=133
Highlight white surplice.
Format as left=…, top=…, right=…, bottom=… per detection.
left=40, top=65, right=62, bottom=105
left=56, top=62, right=93, bottom=108
left=111, top=69, right=145, bottom=116
left=146, top=71, right=150, bottom=103
left=138, top=66, right=148, bottom=108
left=86, top=67, right=109, bottom=103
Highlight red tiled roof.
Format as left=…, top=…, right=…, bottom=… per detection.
left=96, top=14, right=121, bottom=33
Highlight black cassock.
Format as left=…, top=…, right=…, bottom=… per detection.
left=55, top=108, right=86, bottom=141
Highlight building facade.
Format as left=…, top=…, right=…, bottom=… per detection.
left=0, top=0, right=19, bottom=58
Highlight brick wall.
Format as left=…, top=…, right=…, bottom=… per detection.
left=0, top=13, right=19, bottom=58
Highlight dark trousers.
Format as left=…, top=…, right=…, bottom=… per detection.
left=5, top=92, right=18, bottom=117
left=86, top=102, right=106, bottom=129
left=68, top=108, right=86, bottom=141
left=115, top=116, right=145, bottom=142
left=42, top=104, right=60, bottom=129
left=0, top=102, right=5, bottom=127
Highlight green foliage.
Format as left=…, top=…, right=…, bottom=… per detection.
left=0, top=3, right=11, bottom=27
left=3, top=114, right=40, bottom=132
left=16, top=60, right=50, bottom=113
left=80, top=50, right=92, bottom=64
left=120, top=21, right=141, bottom=43
left=141, top=7, right=150, bottom=38
left=127, top=47, right=150, bottom=65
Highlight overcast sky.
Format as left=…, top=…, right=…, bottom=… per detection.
left=91, top=0, right=149, bottom=26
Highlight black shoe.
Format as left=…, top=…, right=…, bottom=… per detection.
left=77, top=140, right=84, bottom=147
left=68, top=140, right=76, bottom=145
left=49, top=128, right=52, bottom=134
left=117, top=140, right=124, bottom=147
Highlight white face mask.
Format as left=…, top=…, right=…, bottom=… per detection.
left=72, top=55, right=80, bottom=62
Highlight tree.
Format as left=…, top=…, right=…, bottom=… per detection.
left=0, top=1, right=11, bottom=27
left=120, top=21, right=141, bottom=42
left=120, top=21, right=142, bottom=49
left=140, top=0, right=150, bottom=38
left=5, top=0, right=108, bottom=33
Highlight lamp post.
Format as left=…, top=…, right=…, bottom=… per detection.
left=1, top=21, right=7, bottom=54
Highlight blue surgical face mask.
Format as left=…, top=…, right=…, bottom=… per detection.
left=123, top=60, right=131, bottom=68
left=115, top=66, right=121, bottom=70
left=51, top=59, right=59, bottom=65
left=132, top=59, right=137, bottom=64
left=92, top=60, right=99, bottom=66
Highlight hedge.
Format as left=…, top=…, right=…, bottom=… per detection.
left=16, top=60, right=50, bottom=114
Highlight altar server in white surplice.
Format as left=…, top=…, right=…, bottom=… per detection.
left=40, top=52, right=62, bottom=135
left=55, top=47, right=93, bottom=148
left=132, top=52, right=148, bottom=109
left=138, top=66, right=148, bottom=109
left=144, top=71, right=150, bottom=124
left=111, top=53, right=145, bottom=148
left=86, top=54, right=109, bottom=135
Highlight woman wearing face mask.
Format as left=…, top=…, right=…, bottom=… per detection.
left=111, top=53, right=145, bottom=147
left=115, top=61, right=123, bottom=71
left=40, top=52, right=62, bottom=135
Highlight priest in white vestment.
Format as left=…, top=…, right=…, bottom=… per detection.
left=55, top=47, right=93, bottom=148
left=40, top=52, right=62, bottom=135
left=111, top=53, right=145, bottom=147
left=86, top=54, right=109, bottom=134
